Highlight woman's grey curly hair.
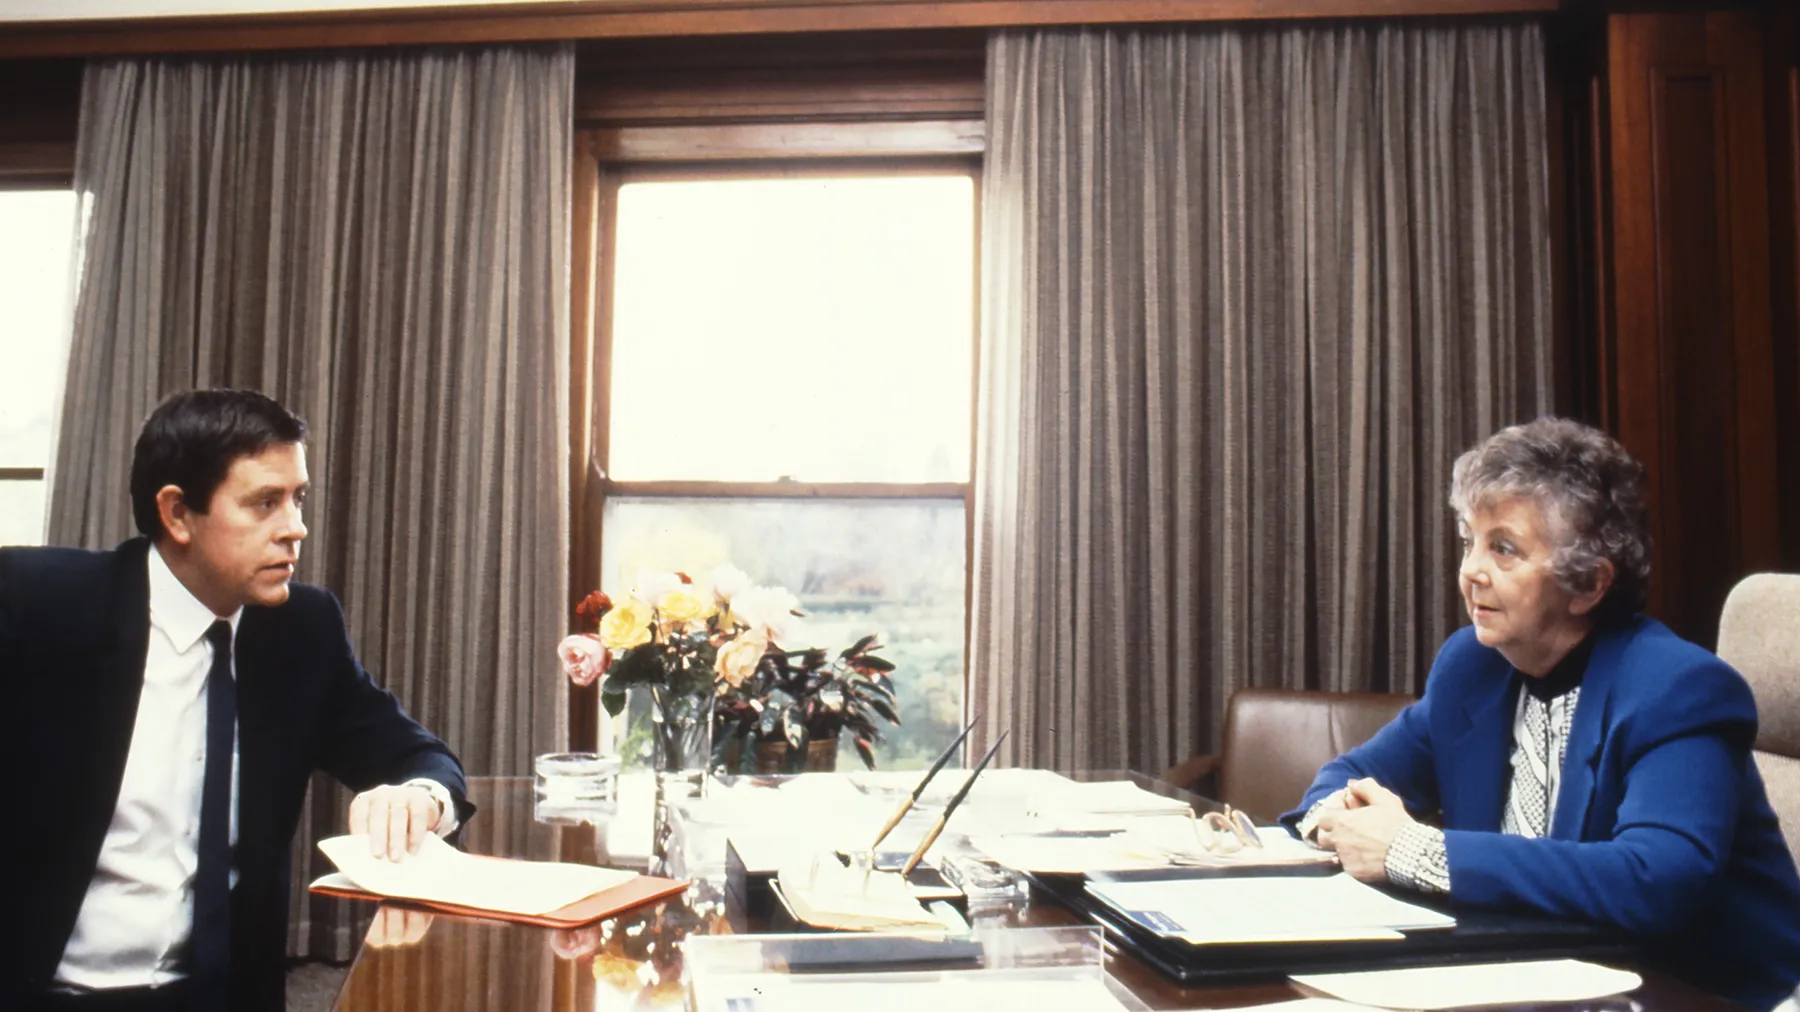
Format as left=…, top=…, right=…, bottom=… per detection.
left=1448, top=417, right=1651, bottom=619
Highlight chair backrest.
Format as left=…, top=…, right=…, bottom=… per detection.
left=1218, top=688, right=1413, bottom=823
left=1716, top=573, right=1800, bottom=863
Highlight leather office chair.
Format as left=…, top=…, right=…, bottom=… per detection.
left=1716, top=573, right=1800, bottom=861
left=1161, top=688, right=1414, bottom=823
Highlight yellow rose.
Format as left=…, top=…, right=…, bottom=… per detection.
left=656, top=586, right=716, bottom=626
left=591, top=952, right=644, bottom=992
left=715, top=633, right=768, bottom=688
left=598, top=597, right=652, bottom=650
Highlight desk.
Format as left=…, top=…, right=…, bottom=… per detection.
left=326, top=776, right=1739, bottom=1011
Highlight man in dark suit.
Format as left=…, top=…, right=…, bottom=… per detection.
left=2, top=389, right=474, bottom=1012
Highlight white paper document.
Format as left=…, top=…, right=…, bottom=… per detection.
left=1290, top=959, right=1642, bottom=1010
left=973, top=823, right=1334, bottom=873
left=1085, top=873, right=1455, bottom=944
left=316, top=833, right=636, bottom=916
left=1027, top=779, right=1196, bottom=818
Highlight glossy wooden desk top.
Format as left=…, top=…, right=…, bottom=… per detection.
left=327, top=776, right=1741, bottom=1011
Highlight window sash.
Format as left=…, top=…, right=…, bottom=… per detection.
left=570, top=145, right=982, bottom=753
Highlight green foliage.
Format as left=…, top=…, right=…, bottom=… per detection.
left=712, top=637, right=902, bottom=772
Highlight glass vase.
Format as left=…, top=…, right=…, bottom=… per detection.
left=648, top=683, right=714, bottom=797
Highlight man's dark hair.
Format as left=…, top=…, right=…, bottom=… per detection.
left=129, top=389, right=308, bottom=540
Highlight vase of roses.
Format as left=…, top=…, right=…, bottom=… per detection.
left=557, top=565, right=805, bottom=795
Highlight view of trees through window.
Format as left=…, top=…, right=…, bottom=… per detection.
left=601, top=498, right=965, bottom=770
left=597, top=172, right=976, bottom=770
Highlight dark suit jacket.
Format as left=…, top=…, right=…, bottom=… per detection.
left=1, top=538, right=473, bottom=1010
left=1284, top=617, right=1800, bottom=1009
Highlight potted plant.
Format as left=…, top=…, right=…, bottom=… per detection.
left=712, top=634, right=902, bottom=773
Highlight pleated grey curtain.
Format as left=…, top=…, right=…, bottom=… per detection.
left=973, top=23, right=1552, bottom=773
left=53, top=45, right=573, bottom=958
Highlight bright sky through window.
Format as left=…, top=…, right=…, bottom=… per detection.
left=608, top=176, right=974, bottom=483
left=0, top=190, right=79, bottom=468
left=0, top=190, right=79, bottom=547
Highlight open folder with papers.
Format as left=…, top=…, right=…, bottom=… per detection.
left=1030, top=866, right=1632, bottom=985
left=1085, top=873, right=1456, bottom=945
left=309, top=834, right=688, bottom=928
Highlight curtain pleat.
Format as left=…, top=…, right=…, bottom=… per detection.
left=54, top=45, right=574, bottom=960
left=973, top=23, right=1553, bottom=773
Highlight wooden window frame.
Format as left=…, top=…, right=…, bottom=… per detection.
left=568, top=144, right=981, bottom=751
left=0, top=1, right=1559, bottom=61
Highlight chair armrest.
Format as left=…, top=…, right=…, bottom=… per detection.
left=1159, top=754, right=1219, bottom=792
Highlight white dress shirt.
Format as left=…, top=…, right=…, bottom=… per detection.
left=55, top=545, right=455, bottom=990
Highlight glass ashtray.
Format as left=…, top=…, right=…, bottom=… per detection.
left=534, top=751, right=622, bottom=805
left=939, top=854, right=1028, bottom=907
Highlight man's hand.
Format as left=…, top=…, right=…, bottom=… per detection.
left=348, top=784, right=442, bottom=862
left=365, top=905, right=434, bottom=949
left=1313, top=777, right=1414, bottom=882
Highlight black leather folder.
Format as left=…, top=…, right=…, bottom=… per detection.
left=1028, top=867, right=1635, bottom=984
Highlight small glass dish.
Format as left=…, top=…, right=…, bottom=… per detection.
left=939, top=854, right=1028, bottom=907
left=534, top=751, right=622, bottom=806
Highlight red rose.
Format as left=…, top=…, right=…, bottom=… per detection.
left=575, top=590, right=613, bottom=622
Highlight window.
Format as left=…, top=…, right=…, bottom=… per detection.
left=594, top=172, right=976, bottom=770
left=0, top=189, right=79, bottom=547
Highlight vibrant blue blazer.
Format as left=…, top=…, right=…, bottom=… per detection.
left=1283, top=617, right=1800, bottom=1009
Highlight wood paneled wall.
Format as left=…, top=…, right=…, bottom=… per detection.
left=1768, top=6, right=1800, bottom=578
left=0, top=58, right=78, bottom=187
left=0, top=0, right=1556, bottom=60
left=1577, top=4, right=1800, bottom=647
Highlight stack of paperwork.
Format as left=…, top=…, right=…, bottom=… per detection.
left=1085, top=873, right=1456, bottom=945
left=1025, top=779, right=1198, bottom=819
left=774, top=858, right=952, bottom=933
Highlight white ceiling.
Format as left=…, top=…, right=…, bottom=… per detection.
left=0, top=0, right=577, bottom=22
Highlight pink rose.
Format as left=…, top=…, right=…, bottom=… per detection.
left=557, top=634, right=609, bottom=687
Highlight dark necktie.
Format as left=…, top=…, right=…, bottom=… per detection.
left=192, top=619, right=237, bottom=996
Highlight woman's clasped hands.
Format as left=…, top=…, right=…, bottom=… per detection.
left=1311, top=777, right=1417, bottom=882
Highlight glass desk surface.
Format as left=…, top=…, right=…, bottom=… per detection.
left=324, top=773, right=1739, bottom=1012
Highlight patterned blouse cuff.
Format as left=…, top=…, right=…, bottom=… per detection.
left=1296, top=797, right=1335, bottom=844
left=1385, top=822, right=1450, bottom=895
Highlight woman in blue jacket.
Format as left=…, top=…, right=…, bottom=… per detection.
left=1285, top=417, right=1800, bottom=1009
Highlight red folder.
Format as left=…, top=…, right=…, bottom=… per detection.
left=309, top=853, right=690, bottom=930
